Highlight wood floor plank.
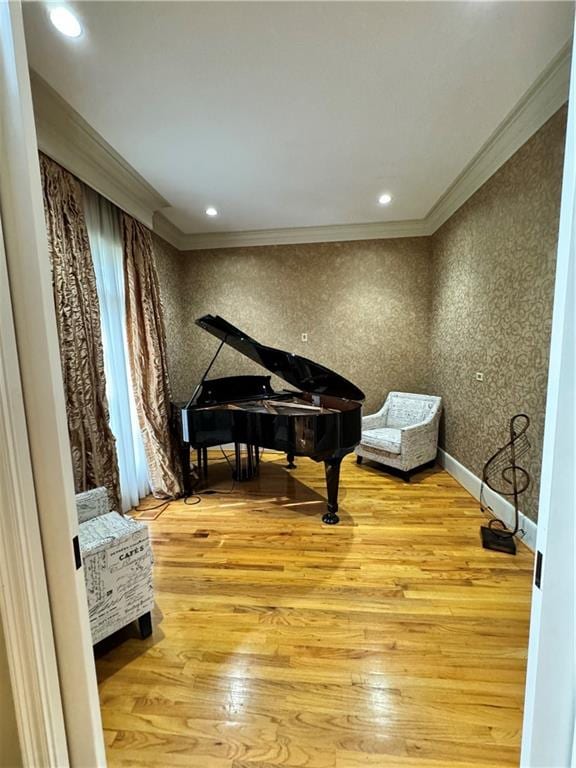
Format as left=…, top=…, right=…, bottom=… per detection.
left=97, top=453, right=533, bottom=767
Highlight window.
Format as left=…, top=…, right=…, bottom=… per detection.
left=85, top=188, right=149, bottom=510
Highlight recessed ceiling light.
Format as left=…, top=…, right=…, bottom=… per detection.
left=378, top=193, right=392, bottom=206
left=49, top=6, right=82, bottom=38
left=205, top=207, right=218, bottom=217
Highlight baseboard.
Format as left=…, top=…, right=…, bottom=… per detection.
left=438, top=448, right=537, bottom=552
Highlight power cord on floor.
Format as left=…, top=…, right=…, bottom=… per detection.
left=134, top=500, right=171, bottom=514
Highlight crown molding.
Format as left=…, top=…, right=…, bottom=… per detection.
left=30, top=70, right=169, bottom=229
left=426, top=42, right=571, bottom=234
left=172, top=41, right=570, bottom=251
left=152, top=210, right=187, bottom=250
left=168, top=217, right=431, bottom=251
left=30, top=40, right=571, bottom=250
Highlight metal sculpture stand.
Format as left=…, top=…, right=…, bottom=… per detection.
left=480, top=414, right=531, bottom=555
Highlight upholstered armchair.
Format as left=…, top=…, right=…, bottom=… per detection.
left=76, top=487, right=154, bottom=644
left=355, top=392, right=442, bottom=476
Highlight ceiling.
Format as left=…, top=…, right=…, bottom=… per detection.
left=23, top=1, right=573, bottom=236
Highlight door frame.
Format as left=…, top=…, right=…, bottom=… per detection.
left=0, top=2, right=106, bottom=765
left=0, top=174, right=69, bottom=767
left=520, top=13, right=576, bottom=767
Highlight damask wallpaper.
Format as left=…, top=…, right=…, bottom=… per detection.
left=157, top=237, right=433, bottom=412
left=154, top=106, right=566, bottom=524
left=153, top=233, right=189, bottom=402
left=428, top=107, right=567, bottom=523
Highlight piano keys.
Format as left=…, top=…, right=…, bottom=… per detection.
left=172, top=315, right=365, bottom=524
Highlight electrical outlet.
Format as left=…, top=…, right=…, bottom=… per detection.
left=301, top=333, right=308, bottom=342
left=475, top=372, right=484, bottom=382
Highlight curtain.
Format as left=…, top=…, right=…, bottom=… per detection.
left=121, top=214, right=182, bottom=498
left=39, top=153, right=121, bottom=511
left=84, top=188, right=150, bottom=511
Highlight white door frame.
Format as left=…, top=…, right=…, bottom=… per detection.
left=0, top=174, right=68, bottom=767
left=521, top=15, right=576, bottom=768
left=0, top=2, right=106, bottom=765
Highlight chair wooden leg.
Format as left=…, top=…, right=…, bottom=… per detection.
left=356, top=455, right=363, bottom=464
left=138, top=611, right=152, bottom=639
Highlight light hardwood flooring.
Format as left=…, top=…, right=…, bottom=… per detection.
left=96, top=451, right=534, bottom=768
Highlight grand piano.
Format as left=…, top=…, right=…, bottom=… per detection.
left=173, top=315, right=365, bottom=524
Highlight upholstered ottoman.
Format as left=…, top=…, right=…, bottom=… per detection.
left=76, top=488, right=154, bottom=644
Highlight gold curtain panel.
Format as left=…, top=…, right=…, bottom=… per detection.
left=39, top=153, right=121, bottom=512
left=122, top=213, right=182, bottom=498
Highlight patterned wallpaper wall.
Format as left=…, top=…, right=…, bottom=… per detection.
left=154, top=107, right=566, bottom=524
left=153, top=233, right=189, bottom=401
left=155, top=237, right=433, bottom=412
left=428, top=107, right=567, bottom=523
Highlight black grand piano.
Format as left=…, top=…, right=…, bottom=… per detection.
left=172, top=315, right=365, bottom=524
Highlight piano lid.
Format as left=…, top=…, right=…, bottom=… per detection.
left=196, top=315, right=365, bottom=402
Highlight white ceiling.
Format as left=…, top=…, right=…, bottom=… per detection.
left=23, top=1, right=573, bottom=236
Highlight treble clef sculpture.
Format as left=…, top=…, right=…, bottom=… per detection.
left=480, top=414, right=531, bottom=555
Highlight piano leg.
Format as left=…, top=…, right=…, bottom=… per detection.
left=202, top=447, right=208, bottom=482
left=234, top=443, right=241, bottom=481
left=194, top=447, right=208, bottom=487
left=286, top=453, right=296, bottom=469
left=232, top=443, right=259, bottom=481
left=247, top=443, right=253, bottom=478
left=180, top=444, right=192, bottom=496
left=322, top=457, right=342, bottom=525
left=251, top=444, right=260, bottom=475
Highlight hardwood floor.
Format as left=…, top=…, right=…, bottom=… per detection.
left=96, top=451, right=534, bottom=768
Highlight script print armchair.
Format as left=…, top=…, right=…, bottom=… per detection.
left=355, top=392, right=442, bottom=477
left=76, top=487, right=154, bottom=644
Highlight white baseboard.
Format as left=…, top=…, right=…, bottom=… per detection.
left=438, top=448, right=537, bottom=552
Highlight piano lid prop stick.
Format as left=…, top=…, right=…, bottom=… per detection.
left=185, top=338, right=226, bottom=409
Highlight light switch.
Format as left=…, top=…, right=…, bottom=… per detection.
left=475, top=372, right=484, bottom=382
left=301, top=333, right=308, bottom=342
